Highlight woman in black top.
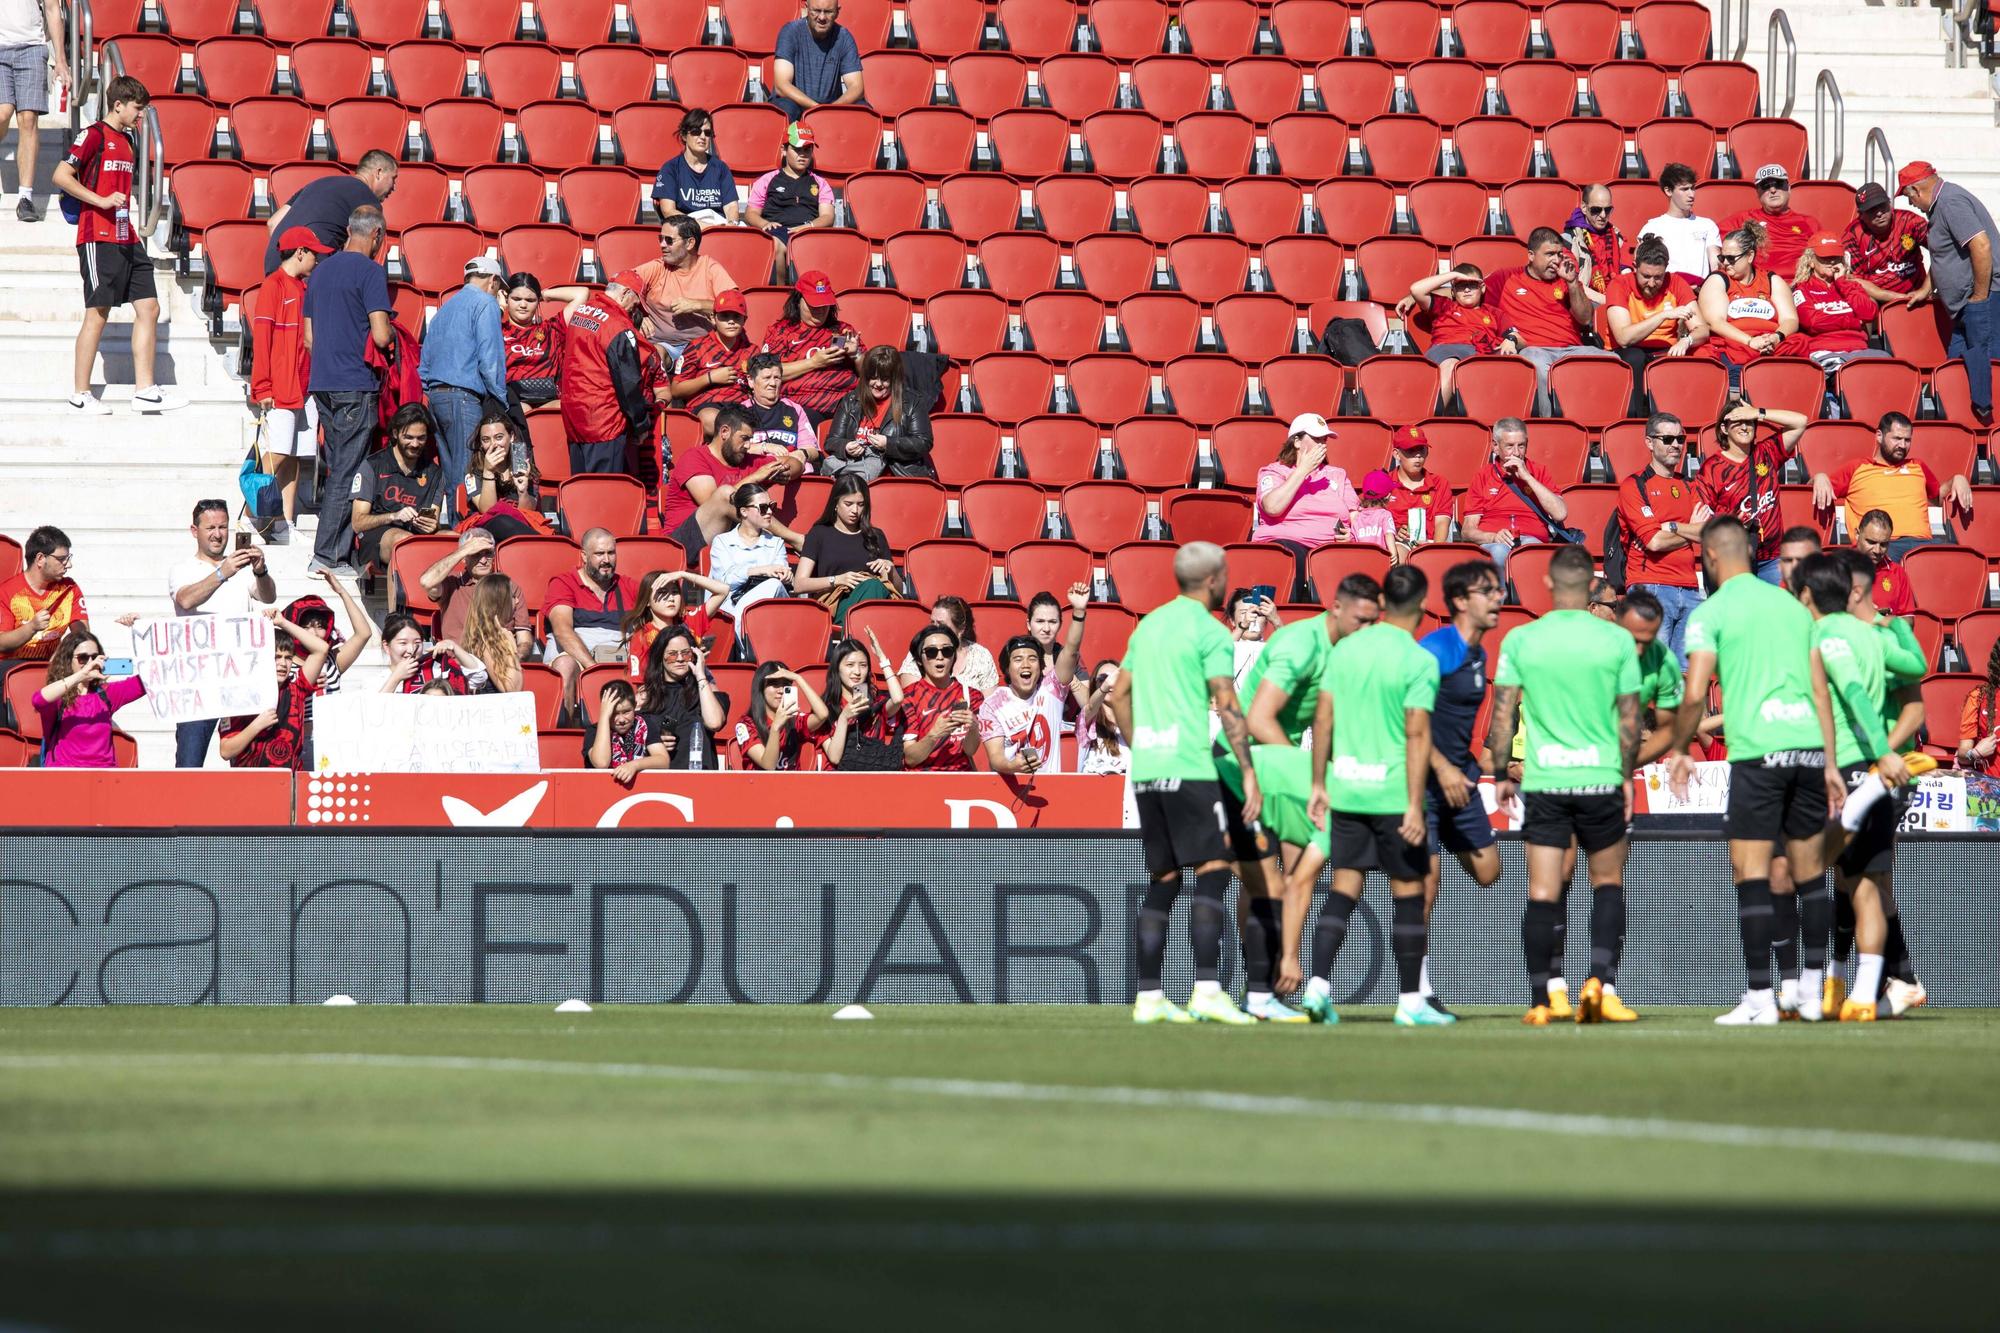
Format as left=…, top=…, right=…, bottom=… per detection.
left=822, top=346, right=936, bottom=481
left=637, top=624, right=729, bottom=769
left=792, top=473, right=900, bottom=629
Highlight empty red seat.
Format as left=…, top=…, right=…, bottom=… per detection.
left=1354, top=356, right=1441, bottom=420
left=1114, top=418, right=1200, bottom=490
left=895, top=108, right=976, bottom=178
left=200, top=219, right=267, bottom=297
left=482, top=42, right=561, bottom=111
left=1261, top=355, right=1344, bottom=423
left=1106, top=541, right=1181, bottom=609
left=713, top=103, right=786, bottom=178
left=1735, top=357, right=1825, bottom=421
left=868, top=479, right=948, bottom=552
left=1918, top=674, right=1983, bottom=756
left=1224, top=57, right=1304, bottom=127
left=1132, top=59, right=1210, bottom=124
left=557, top=475, right=647, bottom=538
left=1357, top=235, right=1439, bottom=304
left=258, top=0, right=336, bottom=42
left=669, top=50, right=752, bottom=108
left=1360, top=115, right=1443, bottom=183
left=1067, top=354, right=1152, bottom=423
left=1406, top=177, right=1487, bottom=243
left=962, top=481, right=1051, bottom=551
left=925, top=291, right=1009, bottom=360
left=1680, top=61, right=1760, bottom=127
left=1592, top=62, right=1669, bottom=132
left=1644, top=354, right=1729, bottom=423
left=930, top=418, right=1002, bottom=488
left=559, top=166, right=644, bottom=235
left=438, top=0, right=520, bottom=44
left=1036, top=53, right=1117, bottom=121
left=906, top=539, right=997, bottom=602
left=194, top=36, right=277, bottom=104
left=1304, top=542, right=1396, bottom=604
left=1454, top=115, right=1535, bottom=186
left=1316, top=178, right=1396, bottom=240
left=1073, top=232, right=1159, bottom=304
left=1453, top=0, right=1531, bottom=63
left=1166, top=488, right=1255, bottom=544
left=1210, top=417, right=1288, bottom=490
left=1117, top=292, right=1199, bottom=365
left=1407, top=59, right=1486, bottom=127
left=788, top=229, right=870, bottom=291
left=1262, top=235, right=1344, bottom=306
left=1129, top=175, right=1208, bottom=240
left=1180, top=0, right=1260, bottom=59
left=1316, top=56, right=1395, bottom=123
left=380, top=163, right=448, bottom=232
left=1063, top=482, right=1149, bottom=553
left=171, top=160, right=253, bottom=232
left=1631, top=0, right=1713, bottom=66
left=1556, top=485, right=1623, bottom=558
left=1452, top=236, right=1528, bottom=276
left=1016, top=415, right=1103, bottom=484
left=838, top=290, right=911, bottom=352
left=1166, top=235, right=1250, bottom=305
left=1909, top=425, right=1977, bottom=488
left=227, top=97, right=314, bottom=165
left=346, top=0, right=429, bottom=41
left=1634, top=119, right=1717, bottom=184
left=1174, top=111, right=1255, bottom=182
left=701, top=227, right=781, bottom=290
left=1956, top=610, right=2000, bottom=670
left=1021, top=291, right=1106, bottom=362
left=1450, top=356, right=1536, bottom=420
left=1363, top=0, right=1443, bottom=64
left=540, top=0, right=617, bottom=48
left=1082, top=110, right=1165, bottom=181
left=1878, top=302, right=1952, bottom=372
left=500, top=225, right=583, bottom=286
left=883, top=231, right=967, bottom=301
left=1901, top=546, right=1988, bottom=623
left=418, top=97, right=502, bottom=168
left=1213, top=294, right=1299, bottom=364
left=161, top=0, right=243, bottom=36
left=1726, top=120, right=1808, bottom=185
left=844, top=170, right=925, bottom=240
left=979, top=232, right=1061, bottom=303
left=1493, top=59, right=1573, bottom=131
left=1165, top=355, right=1250, bottom=427
left=996, top=0, right=1080, bottom=55
left=462, top=164, right=544, bottom=232
left=1544, top=117, right=1624, bottom=183
left=289, top=38, right=372, bottom=105
left=740, top=601, right=834, bottom=666
left=970, top=354, right=1058, bottom=421
left=1280, top=116, right=1356, bottom=186
left=400, top=222, right=488, bottom=293
left=1540, top=0, right=1618, bottom=63
left=594, top=224, right=660, bottom=275
left=1034, top=173, right=1113, bottom=243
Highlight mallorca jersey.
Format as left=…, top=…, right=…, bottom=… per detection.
left=1124, top=595, right=1234, bottom=783
left=1683, top=572, right=1823, bottom=759
left=1419, top=624, right=1487, bottom=779
left=62, top=121, right=137, bottom=246
left=977, top=670, right=1069, bottom=772
left=1492, top=609, right=1641, bottom=791
left=1319, top=622, right=1439, bottom=815
left=1239, top=612, right=1332, bottom=744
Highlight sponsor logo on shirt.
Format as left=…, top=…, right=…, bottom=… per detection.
left=1759, top=697, right=1813, bottom=724
left=1331, top=755, right=1389, bottom=782
left=1537, top=742, right=1602, bottom=768
left=1134, top=724, right=1179, bottom=750
left=1820, top=637, right=1854, bottom=661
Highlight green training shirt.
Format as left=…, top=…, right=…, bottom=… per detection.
left=1123, top=595, right=1234, bottom=783
left=1492, top=608, right=1642, bottom=791
left=1636, top=636, right=1684, bottom=712
left=1683, top=572, right=1824, bottom=759
left=1240, top=613, right=1332, bottom=745
left=1319, top=622, right=1439, bottom=816
left=1874, top=615, right=1927, bottom=741
left=1812, top=611, right=1889, bottom=768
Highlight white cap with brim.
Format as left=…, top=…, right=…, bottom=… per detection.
left=1286, top=413, right=1336, bottom=439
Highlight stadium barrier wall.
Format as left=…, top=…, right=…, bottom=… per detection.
left=5, top=833, right=1996, bottom=1007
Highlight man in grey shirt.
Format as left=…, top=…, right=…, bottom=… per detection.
left=0, top=0, right=70, bottom=220
left=771, top=0, right=865, bottom=122
left=1901, top=160, right=1997, bottom=425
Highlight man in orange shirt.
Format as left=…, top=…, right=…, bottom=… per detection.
left=1602, top=235, right=1709, bottom=416
left=0, top=525, right=87, bottom=661
left=630, top=214, right=740, bottom=370
left=1614, top=412, right=1708, bottom=665
left=1810, top=411, right=1975, bottom=560
left=1486, top=228, right=1617, bottom=415
left=1722, top=163, right=1821, bottom=277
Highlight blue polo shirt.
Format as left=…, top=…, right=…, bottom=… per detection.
left=303, top=249, right=391, bottom=394
left=774, top=17, right=861, bottom=107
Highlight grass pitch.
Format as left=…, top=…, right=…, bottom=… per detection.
left=3, top=1005, right=1998, bottom=1331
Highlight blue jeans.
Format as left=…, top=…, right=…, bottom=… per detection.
left=312, top=390, right=376, bottom=567
left=1886, top=534, right=1942, bottom=562
left=175, top=718, right=217, bottom=768
left=1480, top=534, right=1543, bottom=583
left=1948, top=296, right=1995, bottom=416
left=1755, top=557, right=1783, bottom=586
left=426, top=384, right=481, bottom=522
left=1635, top=583, right=1702, bottom=667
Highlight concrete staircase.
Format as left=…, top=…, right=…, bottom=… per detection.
left=0, top=127, right=379, bottom=768
left=1710, top=0, right=2000, bottom=198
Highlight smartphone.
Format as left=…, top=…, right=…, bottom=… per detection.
left=234, top=531, right=253, bottom=550
left=781, top=685, right=799, bottom=709
left=1250, top=583, right=1277, bottom=607
left=509, top=439, right=531, bottom=473
left=101, top=657, right=135, bottom=676
left=421, top=504, right=440, bottom=522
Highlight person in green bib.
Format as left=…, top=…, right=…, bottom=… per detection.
left=1287, top=564, right=1452, bottom=1027
left=1486, top=545, right=1643, bottom=1026
left=1225, top=572, right=1382, bottom=1022
left=1664, top=515, right=1843, bottom=1027
left=1109, top=542, right=1262, bottom=1027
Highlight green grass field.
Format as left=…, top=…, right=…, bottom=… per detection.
left=4, top=1005, right=1999, bottom=1331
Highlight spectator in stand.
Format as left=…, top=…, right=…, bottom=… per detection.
left=652, top=107, right=740, bottom=226
left=586, top=678, right=674, bottom=784
left=631, top=215, right=739, bottom=370
left=1776, top=524, right=1824, bottom=589
left=1957, top=640, right=2000, bottom=776
left=1812, top=411, right=1974, bottom=560
left=745, top=123, right=833, bottom=249
left=821, top=632, right=907, bottom=770
left=1376, top=425, right=1455, bottom=544
left=1615, top=412, right=1708, bottom=665
left=1603, top=235, right=1707, bottom=414
left=1350, top=471, right=1406, bottom=560
left=1844, top=181, right=1932, bottom=306
left=1074, top=660, right=1130, bottom=777
left=219, top=607, right=330, bottom=769
left=351, top=402, right=445, bottom=573
left=771, top=0, right=866, bottom=121
left=1566, top=183, right=1633, bottom=305
left=461, top=574, right=524, bottom=693
left=823, top=346, right=934, bottom=480
left=53, top=75, right=185, bottom=417
left=1696, top=395, right=1810, bottom=583
left=378, top=611, right=487, bottom=694
left=34, top=626, right=141, bottom=768
left=420, top=255, right=509, bottom=518
left=1227, top=587, right=1277, bottom=692
left=897, top=596, right=999, bottom=693
left=711, top=481, right=800, bottom=621
left=622, top=568, right=726, bottom=684
left=1638, top=162, right=1722, bottom=281
left=169, top=498, right=275, bottom=767
left=899, top=621, right=982, bottom=772
left=1900, top=161, right=2000, bottom=427
left=0, top=524, right=86, bottom=661
left=660, top=404, right=806, bottom=557
left=637, top=625, right=727, bottom=769
left=736, top=660, right=833, bottom=770
left=739, top=351, right=824, bottom=461
left=262, top=148, right=397, bottom=273
left=462, top=415, right=555, bottom=540
left=1850, top=509, right=1917, bottom=617
left=671, top=288, right=755, bottom=431
left=546, top=528, right=637, bottom=710
left=794, top=473, right=899, bottom=627
left=979, top=585, right=1088, bottom=775
left=499, top=272, right=585, bottom=441
left=761, top=271, right=861, bottom=426
left=1253, top=413, right=1357, bottom=580
left=284, top=569, right=374, bottom=695
left=251, top=226, right=333, bottom=542
left=559, top=272, right=660, bottom=478
left=1699, top=221, right=1798, bottom=388
left=304, top=204, right=395, bottom=577
left=1403, top=264, right=1515, bottom=407
left=0, top=0, right=70, bottom=220
left=1489, top=227, right=1617, bottom=415
left=1023, top=592, right=1087, bottom=682
left=1789, top=235, right=1886, bottom=370
left=1723, top=163, right=1822, bottom=277
left=1459, top=417, right=1571, bottom=580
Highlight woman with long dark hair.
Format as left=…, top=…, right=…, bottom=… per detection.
left=819, top=630, right=906, bottom=769
left=639, top=624, right=728, bottom=769
left=759, top=269, right=860, bottom=423
left=621, top=567, right=728, bottom=682
left=822, top=345, right=935, bottom=480
left=34, top=626, right=145, bottom=768
left=793, top=472, right=900, bottom=628
left=1958, top=640, right=2000, bottom=776
left=734, top=658, right=833, bottom=770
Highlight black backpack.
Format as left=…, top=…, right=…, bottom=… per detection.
left=1600, top=471, right=1650, bottom=592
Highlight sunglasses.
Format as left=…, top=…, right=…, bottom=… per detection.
left=1583, top=205, right=1612, bottom=215
left=1759, top=181, right=1789, bottom=191
left=663, top=649, right=696, bottom=662
left=1717, top=251, right=1748, bottom=263
left=744, top=502, right=776, bottom=514
left=73, top=651, right=101, bottom=663
left=1649, top=432, right=1686, bottom=444
left=921, top=645, right=955, bottom=659
left=683, top=126, right=712, bottom=138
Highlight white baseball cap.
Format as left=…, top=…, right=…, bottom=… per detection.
left=1287, top=413, right=1337, bottom=439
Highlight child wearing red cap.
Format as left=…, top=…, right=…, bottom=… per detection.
left=672, top=287, right=757, bottom=429
left=252, top=225, right=336, bottom=539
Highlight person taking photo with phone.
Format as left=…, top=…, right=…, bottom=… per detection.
left=34, top=626, right=144, bottom=768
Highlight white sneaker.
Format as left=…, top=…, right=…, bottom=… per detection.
left=1795, top=992, right=1823, bottom=1023
left=1884, top=978, right=1927, bottom=1015
left=130, top=387, right=188, bottom=413
left=67, top=392, right=111, bottom=415
left=1715, top=993, right=1780, bottom=1026
left=1246, top=993, right=1310, bottom=1023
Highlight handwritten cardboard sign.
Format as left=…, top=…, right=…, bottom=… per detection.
left=314, top=691, right=540, bottom=774
left=131, top=614, right=276, bottom=723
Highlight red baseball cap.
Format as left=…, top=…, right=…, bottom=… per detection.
left=1392, top=424, right=1429, bottom=451
left=610, top=269, right=647, bottom=292
left=794, top=270, right=837, bottom=306
left=712, top=288, right=747, bottom=316
left=1897, top=161, right=1937, bottom=195
left=1807, top=233, right=1845, bottom=259
left=278, top=225, right=334, bottom=255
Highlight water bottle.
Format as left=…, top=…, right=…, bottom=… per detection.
left=688, top=719, right=706, bottom=769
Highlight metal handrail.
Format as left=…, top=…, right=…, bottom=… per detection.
left=1813, top=70, right=1843, bottom=181
left=65, top=0, right=91, bottom=132
left=1766, top=10, right=1797, bottom=120
left=1719, top=0, right=1751, bottom=62
left=1864, top=127, right=1896, bottom=194
left=98, top=37, right=166, bottom=235
left=1947, top=0, right=1982, bottom=69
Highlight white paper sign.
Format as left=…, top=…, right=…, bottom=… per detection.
left=131, top=614, right=276, bottom=723
left=1900, top=773, right=1967, bottom=832
left=1636, top=760, right=1731, bottom=814
left=313, top=691, right=540, bottom=774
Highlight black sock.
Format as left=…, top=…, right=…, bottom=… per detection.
left=1589, top=883, right=1625, bottom=984
left=1736, top=879, right=1774, bottom=990
left=1391, top=895, right=1427, bottom=996
left=1548, top=883, right=1569, bottom=981
left=1798, top=883, right=1831, bottom=971
left=1833, top=890, right=1856, bottom=965
left=1886, top=912, right=1915, bottom=984
left=1243, top=897, right=1282, bottom=993
left=1189, top=868, right=1231, bottom=983
left=1523, top=900, right=1559, bottom=1007
left=1135, top=879, right=1179, bottom=991
left=1313, top=892, right=1357, bottom=982
left=1771, top=890, right=1799, bottom=981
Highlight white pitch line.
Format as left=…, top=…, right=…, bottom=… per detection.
left=4, top=1051, right=2000, bottom=1169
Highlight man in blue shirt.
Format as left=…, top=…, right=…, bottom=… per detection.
left=419, top=253, right=508, bottom=521
left=1414, top=559, right=1506, bottom=1015
left=771, top=0, right=865, bottom=121
left=303, top=204, right=394, bottom=576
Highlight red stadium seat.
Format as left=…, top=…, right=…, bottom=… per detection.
left=147, top=94, right=219, bottom=165
left=905, top=0, right=983, bottom=51
left=1114, top=418, right=1199, bottom=491
left=1791, top=181, right=1856, bottom=234
left=1502, top=542, right=1562, bottom=613
left=1645, top=357, right=1729, bottom=424
left=1352, top=356, right=1440, bottom=421
left=1739, top=357, right=1826, bottom=421
left=1129, top=175, right=1208, bottom=240
left=462, top=164, right=544, bottom=232
left=1313, top=178, right=1395, bottom=241
left=838, top=291, right=912, bottom=355
left=594, top=224, right=660, bottom=275
left=740, top=601, right=834, bottom=666
left=1363, top=0, right=1444, bottom=64
left=1902, top=547, right=1990, bottom=624
left=526, top=410, right=574, bottom=485
left=895, top=108, right=976, bottom=178
left=346, top=0, right=428, bottom=40
left=1166, top=234, right=1251, bottom=305
left=289, top=38, right=371, bottom=105
left=929, top=417, right=1001, bottom=488
left=1557, top=485, right=1623, bottom=557
left=1082, top=110, right=1166, bottom=181
left=1091, top=0, right=1167, bottom=58
left=1590, top=63, right=1670, bottom=132
left=702, top=227, right=781, bottom=289
left=557, top=475, right=647, bottom=538
left=1695, top=180, right=1758, bottom=224
left=1036, top=53, right=1117, bottom=122
left=1021, top=292, right=1106, bottom=363
left=1451, top=236, right=1528, bottom=275
left=1213, top=294, right=1299, bottom=364
left=1223, top=543, right=1302, bottom=600
left=1833, top=359, right=1922, bottom=424
left=883, top=231, right=967, bottom=301
left=496, top=536, right=584, bottom=617
left=989, top=108, right=1069, bottom=177
left=1407, top=177, right=1488, bottom=244
left=1598, top=419, right=1652, bottom=479
left=844, top=171, right=925, bottom=240
left=171, top=160, right=252, bottom=232
left=1316, top=57, right=1396, bottom=123
left=574, top=49, right=657, bottom=110
left=1544, top=117, right=1623, bottom=183
left=1540, top=0, right=1618, bottom=63
left=1034, top=173, right=1114, bottom=243
left=906, top=539, right=998, bottom=602
left=970, top=355, right=1057, bottom=422
left=1905, top=611, right=1947, bottom=673
left=1306, top=543, right=1394, bottom=600
left=1077, top=603, right=1140, bottom=665
left=1360, top=115, right=1443, bottom=183
left=1261, top=356, right=1345, bottom=424
left=1680, top=61, right=1760, bottom=127
left=1412, top=418, right=1491, bottom=487
left=1634, top=119, right=1717, bottom=182
left=421, top=97, right=504, bottom=168
left=1165, top=489, right=1254, bottom=544
left=1217, top=177, right=1308, bottom=248
left=1532, top=421, right=1592, bottom=485
left=226, top=97, right=313, bottom=166
left=996, top=0, right=1080, bottom=56
left=1272, top=0, right=1349, bottom=55
left=1453, top=116, right=1535, bottom=186
left=1174, top=111, right=1255, bottom=182
left=1454, top=0, right=1531, bottom=63
left=483, top=43, right=562, bottom=112
left=1631, top=0, right=1714, bottom=66
left=962, top=480, right=1052, bottom=551
left=1211, top=417, right=1288, bottom=490
left=162, top=0, right=243, bottom=36
left=1016, top=415, right=1102, bottom=484
left=1067, top=354, right=1151, bottom=424
left=1407, top=60, right=1486, bottom=128
left=979, top=232, right=1062, bottom=304
left=939, top=176, right=1023, bottom=245
left=538, top=0, right=616, bottom=47
left=1956, top=610, right=2000, bottom=673
left=921, top=292, right=1007, bottom=363
left=788, top=229, right=870, bottom=291
left=712, top=103, right=786, bottom=178
left=721, top=0, right=793, bottom=51
left=1102, top=540, right=1180, bottom=609
left=399, top=222, right=487, bottom=294
left=1006, top=541, right=1093, bottom=603
left=1726, top=120, right=1808, bottom=185
left=802, top=104, right=886, bottom=179
left=1073, top=232, right=1158, bottom=304
left=1909, top=425, right=1977, bottom=490
left=668, top=50, right=751, bottom=108
left=1180, top=0, right=1260, bottom=59
left=1164, top=356, right=1250, bottom=428
left=4, top=669, right=46, bottom=742
left=1917, top=674, right=1981, bottom=756
left=385, top=42, right=467, bottom=111
left=846, top=602, right=934, bottom=664
left=1063, top=482, right=1149, bottom=553
left=869, top=479, right=949, bottom=552
left=1224, top=57, right=1304, bottom=128
left=195, top=36, right=277, bottom=103
left=1357, top=235, right=1440, bottom=305
left=559, top=166, right=644, bottom=235
left=1402, top=543, right=1490, bottom=617
left=1796, top=422, right=1875, bottom=482
left=1878, top=301, right=1952, bottom=372
left=1450, top=356, right=1536, bottom=420
left=381, top=164, right=450, bottom=232
left=501, top=225, right=584, bottom=286
left=258, top=0, right=336, bottom=41
left=1262, top=235, right=1345, bottom=306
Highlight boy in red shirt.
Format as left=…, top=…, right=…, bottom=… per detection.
left=1404, top=264, right=1518, bottom=409
left=251, top=225, right=334, bottom=542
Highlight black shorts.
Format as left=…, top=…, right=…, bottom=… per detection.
left=1134, top=778, right=1264, bottom=878
left=1521, top=789, right=1628, bottom=854
left=79, top=242, right=156, bottom=309
left=1328, top=811, right=1430, bottom=883
left=1725, top=751, right=1829, bottom=843
left=1428, top=776, right=1498, bottom=856
left=1836, top=762, right=1905, bottom=880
